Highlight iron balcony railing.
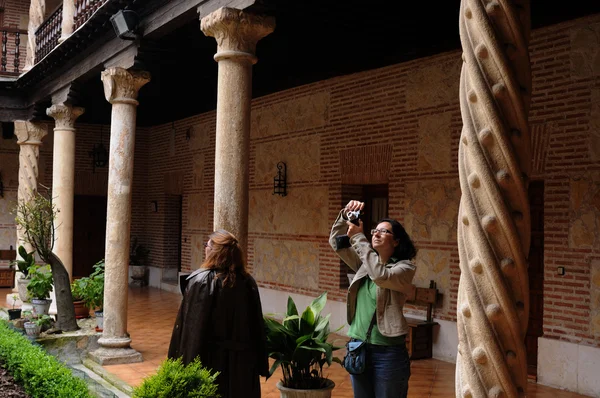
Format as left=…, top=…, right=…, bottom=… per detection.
left=0, top=27, right=27, bottom=76
left=75, top=0, right=110, bottom=30
left=34, top=4, right=62, bottom=62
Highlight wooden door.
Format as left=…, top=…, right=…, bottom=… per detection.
left=73, top=195, right=107, bottom=278
left=526, top=181, right=544, bottom=378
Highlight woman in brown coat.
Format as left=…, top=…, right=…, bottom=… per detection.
left=168, top=229, right=269, bottom=398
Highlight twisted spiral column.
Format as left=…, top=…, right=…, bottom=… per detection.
left=14, top=121, right=49, bottom=252
left=456, top=1, right=532, bottom=397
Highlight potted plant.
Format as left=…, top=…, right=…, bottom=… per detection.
left=129, top=237, right=150, bottom=287
left=264, top=292, right=342, bottom=398
left=8, top=294, right=21, bottom=320
left=76, top=260, right=105, bottom=331
left=23, top=313, right=53, bottom=338
left=70, top=278, right=90, bottom=319
left=26, top=264, right=53, bottom=316
left=11, top=246, right=36, bottom=302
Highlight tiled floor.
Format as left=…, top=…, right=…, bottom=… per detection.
left=0, top=287, right=592, bottom=397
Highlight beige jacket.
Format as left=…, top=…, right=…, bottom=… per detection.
left=329, top=210, right=416, bottom=337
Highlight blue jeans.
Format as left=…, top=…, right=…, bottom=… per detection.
left=349, top=341, right=411, bottom=398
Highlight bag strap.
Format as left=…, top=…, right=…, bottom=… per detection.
left=364, top=311, right=377, bottom=343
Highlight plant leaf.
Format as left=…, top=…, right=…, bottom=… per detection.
left=287, top=296, right=298, bottom=317
left=314, top=313, right=331, bottom=333
left=300, top=307, right=315, bottom=332
left=309, top=292, right=327, bottom=319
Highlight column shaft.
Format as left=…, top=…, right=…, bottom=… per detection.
left=214, top=59, right=252, bottom=253
left=47, top=104, right=84, bottom=279
left=60, top=0, right=76, bottom=42
left=201, top=7, right=275, bottom=257
left=90, top=67, right=149, bottom=365
left=103, top=101, right=137, bottom=341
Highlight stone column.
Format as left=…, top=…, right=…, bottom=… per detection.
left=456, top=1, right=532, bottom=397
left=59, top=0, right=76, bottom=43
left=46, top=104, right=84, bottom=279
left=89, top=67, right=149, bottom=365
left=24, top=0, right=45, bottom=71
left=14, top=121, right=49, bottom=252
left=200, top=8, right=274, bottom=255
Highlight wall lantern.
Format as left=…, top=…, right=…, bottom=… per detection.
left=0, top=171, right=4, bottom=198
left=89, top=125, right=109, bottom=173
left=110, top=10, right=140, bottom=41
left=273, top=162, right=287, bottom=197
left=150, top=200, right=158, bottom=213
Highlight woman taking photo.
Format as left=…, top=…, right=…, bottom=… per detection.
left=329, top=200, right=417, bottom=398
left=168, top=229, right=269, bottom=398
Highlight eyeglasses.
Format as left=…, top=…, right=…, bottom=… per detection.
left=371, top=228, right=393, bottom=236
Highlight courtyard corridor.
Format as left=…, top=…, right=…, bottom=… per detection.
left=0, top=286, right=592, bottom=397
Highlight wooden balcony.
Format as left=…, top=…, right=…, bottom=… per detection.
left=34, top=4, right=62, bottom=63
left=0, top=27, right=27, bottom=76
left=75, top=0, right=110, bottom=30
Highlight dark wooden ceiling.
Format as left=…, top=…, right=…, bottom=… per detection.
left=75, top=0, right=600, bottom=126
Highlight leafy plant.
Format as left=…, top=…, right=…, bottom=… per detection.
left=11, top=294, right=19, bottom=310
left=0, top=320, right=93, bottom=398
left=132, top=357, right=220, bottom=398
left=264, top=292, right=343, bottom=389
left=10, top=245, right=36, bottom=278
left=72, top=260, right=104, bottom=310
left=32, top=314, right=53, bottom=328
left=130, top=237, right=150, bottom=266
left=26, top=265, right=53, bottom=300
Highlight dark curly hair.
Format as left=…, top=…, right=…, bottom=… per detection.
left=379, top=218, right=417, bottom=261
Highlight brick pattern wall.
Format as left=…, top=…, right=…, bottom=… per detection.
left=140, top=14, right=600, bottom=348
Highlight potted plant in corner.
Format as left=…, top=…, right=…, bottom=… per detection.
left=8, top=294, right=21, bottom=320
left=70, top=278, right=90, bottom=319
left=26, top=264, right=53, bottom=316
left=129, top=237, right=150, bottom=287
left=11, top=245, right=36, bottom=303
left=76, top=260, right=105, bottom=331
left=23, top=312, right=53, bottom=338
left=264, top=292, right=343, bottom=398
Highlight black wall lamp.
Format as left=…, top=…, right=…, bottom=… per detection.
left=110, top=10, right=140, bottom=40
left=273, top=162, right=287, bottom=197
left=89, top=125, right=109, bottom=173
left=0, top=171, right=4, bottom=198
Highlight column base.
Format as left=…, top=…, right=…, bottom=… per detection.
left=88, top=347, right=143, bottom=365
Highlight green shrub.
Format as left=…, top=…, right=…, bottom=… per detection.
left=132, top=357, right=220, bottom=398
left=0, top=321, right=92, bottom=398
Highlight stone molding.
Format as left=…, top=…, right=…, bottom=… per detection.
left=14, top=120, right=48, bottom=145
left=200, top=7, right=275, bottom=62
left=46, top=104, right=85, bottom=130
left=101, top=67, right=151, bottom=105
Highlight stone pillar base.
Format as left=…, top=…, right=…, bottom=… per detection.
left=88, top=347, right=143, bottom=365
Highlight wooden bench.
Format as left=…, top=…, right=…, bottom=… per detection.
left=404, top=281, right=440, bottom=360
left=0, top=249, right=16, bottom=288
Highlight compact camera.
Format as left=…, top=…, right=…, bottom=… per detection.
left=335, top=209, right=362, bottom=250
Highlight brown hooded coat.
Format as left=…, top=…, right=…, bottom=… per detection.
left=168, top=268, right=269, bottom=398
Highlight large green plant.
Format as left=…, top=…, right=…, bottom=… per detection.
left=132, top=357, right=220, bottom=398
left=264, top=292, right=342, bottom=390
left=11, top=245, right=36, bottom=278
left=71, top=260, right=104, bottom=310
left=26, top=265, right=53, bottom=300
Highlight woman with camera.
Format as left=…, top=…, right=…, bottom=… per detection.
left=329, top=200, right=417, bottom=398
left=168, top=229, right=269, bottom=398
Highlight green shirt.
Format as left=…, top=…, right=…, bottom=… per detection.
left=347, top=278, right=406, bottom=346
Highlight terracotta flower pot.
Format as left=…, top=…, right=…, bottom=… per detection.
left=73, top=300, right=89, bottom=319
left=276, top=379, right=335, bottom=398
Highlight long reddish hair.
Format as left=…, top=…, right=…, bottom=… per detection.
left=201, top=229, right=247, bottom=287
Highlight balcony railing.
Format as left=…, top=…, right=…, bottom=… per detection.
left=34, top=4, right=62, bottom=62
left=75, top=0, right=110, bottom=30
left=0, top=27, right=27, bottom=76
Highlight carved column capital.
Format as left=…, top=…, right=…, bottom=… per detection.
left=14, top=120, right=48, bottom=145
left=47, top=104, right=85, bottom=130
left=201, top=7, right=275, bottom=62
left=101, top=67, right=151, bottom=105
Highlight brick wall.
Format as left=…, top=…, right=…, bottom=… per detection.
left=140, top=14, right=600, bottom=349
